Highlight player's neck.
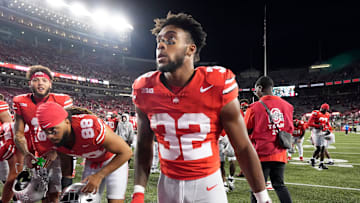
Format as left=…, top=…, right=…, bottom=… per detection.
left=32, top=94, right=49, bottom=103
left=163, top=64, right=195, bottom=87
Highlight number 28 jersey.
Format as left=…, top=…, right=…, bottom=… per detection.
left=132, top=66, right=238, bottom=180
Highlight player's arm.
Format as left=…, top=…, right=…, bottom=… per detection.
left=308, top=114, right=321, bottom=128
left=81, top=125, right=132, bottom=193
left=0, top=111, right=12, bottom=123
left=14, top=113, right=36, bottom=168
left=131, top=107, right=155, bottom=202
left=1, top=151, right=24, bottom=203
left=220, top=99, right=268, bottom=199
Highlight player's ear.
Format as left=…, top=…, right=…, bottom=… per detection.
left=186, top=44, right=196, bottom=57
left=65, top=118, right=70, bottom=125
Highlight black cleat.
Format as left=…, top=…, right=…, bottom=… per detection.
left=319, top=163, right=328, bottom=169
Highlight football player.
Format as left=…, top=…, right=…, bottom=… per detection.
left=0, top=94, right=12, bottom=187
left=13, top=65, right=74, bottom=202
left=0, top=123, right=29, bottom=203
left=219, top=132, right=237, bottom=192
left=308, top=103, right=331, bottom=169
left=131, top=12, right=269, bottom=203
left=288, top=118, right=307, bottom=161
left=36, top=102, right=132, bottom=203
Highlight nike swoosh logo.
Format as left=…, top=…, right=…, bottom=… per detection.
left=206, top=184, right=218, bottom=191
left=42, top=123, right=51, bottom=128
left=200, top=85, right=214, bottom=93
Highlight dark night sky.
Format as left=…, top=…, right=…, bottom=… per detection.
left=74, top=0, right=360, bottom=74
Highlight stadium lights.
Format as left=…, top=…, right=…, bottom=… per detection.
left=46, top=0, right=67, bottom=8
left=111, top=16, right=133, bottom=31
left=310, top=64, right=331, bottom=69
left=70, top=2, right=90, bottom=17
left=92, top=9, right=109, bottom=27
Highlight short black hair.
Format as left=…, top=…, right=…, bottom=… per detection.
left=151, top=12, right=207, bottom=62
left=255, top=76, right=274, bottom=90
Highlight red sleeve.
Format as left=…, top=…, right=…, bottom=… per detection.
left=63, top=95, right=73, bottom=109
left=221, top=69, right=238, bottom=106
left=12, top=96, right=22, bottom=116
left=308, top=113, right=320, bottom=128
left=0, top=101, right=9, bottom=113
left=93, top=118, right=106, bottom=145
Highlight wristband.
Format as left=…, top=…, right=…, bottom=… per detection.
left=134, top=185, right=145, bottom=193
left=254, top=189, right=271, bottom=203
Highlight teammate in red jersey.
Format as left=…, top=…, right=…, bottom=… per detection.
left=131, top=12, right=269, bottom=203
left=106, top=111, right=119, bottom=132
left=308, top=103, right=333, bottom=169
left=0, top=94, right=12, bottom=187
left=308, top=103, right=331, bottom=169
left=13, top=65, right=74, bottom=202
left=0, top=122, right=31, bottom=202
left=36, top=102, right=132, bottom=203
left=288, top=118, right=307, bottom=161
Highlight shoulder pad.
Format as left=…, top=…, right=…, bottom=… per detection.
left=197, top=66, right=236, bottom=86
left=132, top=71, right=159, bottom=90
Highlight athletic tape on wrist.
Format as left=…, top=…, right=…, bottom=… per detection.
left=134, top=185, right=145, bottom=193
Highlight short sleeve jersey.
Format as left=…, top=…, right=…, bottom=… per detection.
left=0, top=100, right=10, bottom=125
left=54, top=114, right=113, bottom=163
left=308, top=110, right=331, bottom=131
left=292, top=119, right=307, bottom=137
left=13, top=93, right=73, bottom=155
left=132, top=66, right=238, bottom=180
left=0, top=122, right=30, bottom=161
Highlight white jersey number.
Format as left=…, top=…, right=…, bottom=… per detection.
left=80, top=119, right=95, bottom=139
left=150, top=113, right=212, bottom=161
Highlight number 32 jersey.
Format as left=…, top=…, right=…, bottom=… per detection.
left=132, top=66, right=238, bottom=180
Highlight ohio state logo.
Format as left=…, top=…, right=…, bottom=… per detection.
left=270, top=108, right=284, bottom=124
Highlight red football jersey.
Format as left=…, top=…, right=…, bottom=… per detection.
left=308, top=110, right=331, bottom=131
left=106, top=117, right=118, bottom=131
left=0, top=100, right=10, bottom=125
left=132, top=66, right=238, bottom=180
left=54, top=114, right=113, bottom=163
left=129, top=116, right=137, bottom=131
left=0, top=122, right=30, bottom=161
left=292, top=119, right=307, bottom=137
left=13, top=93, right=73, bottom=155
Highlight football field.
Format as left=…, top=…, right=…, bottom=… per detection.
left=1, top=131, right=360, bottom=202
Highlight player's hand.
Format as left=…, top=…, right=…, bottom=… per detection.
left=131, top=192, right=144, bottom=203
left=81, top=173, right=103, bottom=194
left=41, top=150, right=58, bottom=168
left=24, top=152, right=37, bottom=168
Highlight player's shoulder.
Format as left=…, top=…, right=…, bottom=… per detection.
left=13, top=93, right=31, bottom=103
left=312, top=110, right=320, bottom=116
left=132, top=71, right=160, bottom=90
left=49, top=93, right=71, bottom=100
left=0, top=100, right=8, bottom=105
left=196, top=66, right=235, bottom=86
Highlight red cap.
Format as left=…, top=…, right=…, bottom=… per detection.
left=320, top=103, right=330, bottom=110
left=36, top=102, right=68, bottom=129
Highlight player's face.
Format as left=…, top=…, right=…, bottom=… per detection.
left=43, top=119, right=70, bottom=147
left=30, top=77, right=52, bottom=98
left=156, top=25, right=190, bottom=73
left=320, top=108, right=327, bottom=114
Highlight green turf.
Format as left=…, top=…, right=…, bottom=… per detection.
left=1, top=131, right=360, bottom=202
